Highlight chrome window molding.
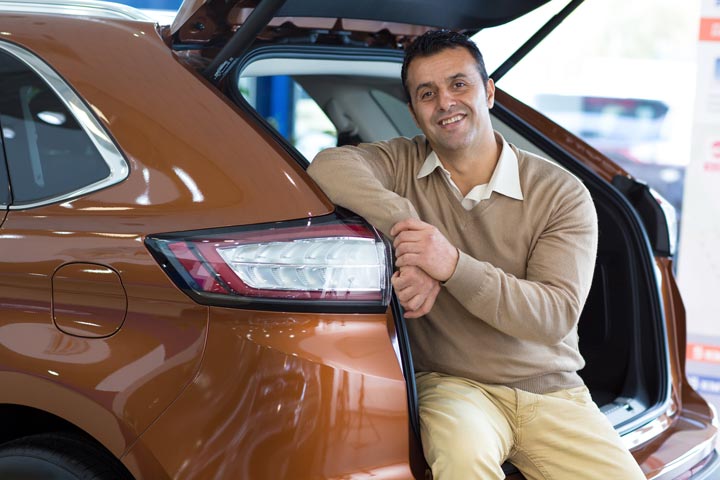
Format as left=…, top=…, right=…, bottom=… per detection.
left=0, top=40, right=130, bottom=210
left=0, top=0, right=153, bottom=21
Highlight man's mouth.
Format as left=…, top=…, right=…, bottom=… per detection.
left=439, top=114, right=464, bottom=126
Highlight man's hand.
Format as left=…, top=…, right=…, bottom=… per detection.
left=392, top=266, right=440, bottom=318
left=391, top=218, right=459, bottom=282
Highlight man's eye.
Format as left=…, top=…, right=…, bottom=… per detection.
left=454, top=82, right=466, bottom=88
left=420, top=91, right=433, bottom=100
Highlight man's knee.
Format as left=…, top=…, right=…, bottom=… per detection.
left=420, top=409, right=509, bottom=479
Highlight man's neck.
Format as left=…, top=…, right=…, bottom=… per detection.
left=435, top=137, right=501, bottom=197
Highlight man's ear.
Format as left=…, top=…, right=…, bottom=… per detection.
left=407, top=102, right=420, bottom=128
left=486, top=78, right=496, bottom=109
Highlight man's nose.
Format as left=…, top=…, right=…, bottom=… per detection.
left=437, top=88, right=456, bottom=111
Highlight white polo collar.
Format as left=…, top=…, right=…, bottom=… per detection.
left=417, top=134, right=523, bottom=209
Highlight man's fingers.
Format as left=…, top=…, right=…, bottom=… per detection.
left=390, top=218, right=431, bottom=237
left=394, top=241, right=423, bottom=258
left=395, top=252, right=422, bottom=268
left=403, top=298, right=429, bottom=318
left=402, top=293, right=424, bottom=312
left=393, top=265, right=440, bottom=314
left=403, top=308, right=424, bottom=319
left=392, top=271, right=415, bottom=292
left=393, top=229, right=424, bottom=249
left=395, top=284, right=418, bottom=303
left=392, top=272, right=426, bottom=300
left=416, top=283, right=441, bottom=315
left=404, top=291, right=435, bottom=318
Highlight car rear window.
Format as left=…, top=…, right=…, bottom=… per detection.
left=0, top=49, right=111, bottom=206
left=240, top=75, right=337, bottom=160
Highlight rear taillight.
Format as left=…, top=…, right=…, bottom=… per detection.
left=145, top=213, right=392, bottom=312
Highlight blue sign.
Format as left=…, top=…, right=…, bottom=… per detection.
left=688, top=374, right=720, bottom=395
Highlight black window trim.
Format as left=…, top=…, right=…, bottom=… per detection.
left=0, top=40, right=129, bottom=209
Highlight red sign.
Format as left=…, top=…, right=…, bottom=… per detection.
left=687, top=342, right=720, bottom=363
left=699, top=18, right=720, bottom=41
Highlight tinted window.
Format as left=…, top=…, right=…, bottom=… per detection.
left=0, top=50, right=110, bottom=205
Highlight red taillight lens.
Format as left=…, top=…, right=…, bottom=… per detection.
left=145, top=214, right=391, bottom=312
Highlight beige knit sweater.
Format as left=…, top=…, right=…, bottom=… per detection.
left=307, top=134, right=598, bottom=393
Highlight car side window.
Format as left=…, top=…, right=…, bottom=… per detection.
left=0, top=49, right=110, bottom=205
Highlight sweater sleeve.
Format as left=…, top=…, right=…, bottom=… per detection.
left=307, top=140, right=421, bottom=237
left=443, top=184, right=598, bottom=345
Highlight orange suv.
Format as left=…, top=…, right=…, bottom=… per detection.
left=0, top=0, right=717, bottom=479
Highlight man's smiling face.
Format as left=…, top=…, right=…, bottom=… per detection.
left=406, top=47, right=495, bottom=158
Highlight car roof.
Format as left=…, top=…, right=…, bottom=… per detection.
left=0, top=0, right=153, bottom=21
left=272, top=0, right=550, bottom=30
left=172, top=0, right=550, bottom=40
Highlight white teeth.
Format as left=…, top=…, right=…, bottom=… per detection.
left=441, top=115, right=463, bottom=126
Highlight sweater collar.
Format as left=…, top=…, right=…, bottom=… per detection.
left=417, top=132, right=524, bottom=202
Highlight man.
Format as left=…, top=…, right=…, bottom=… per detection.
left=307, top=30, right=645, bottom=480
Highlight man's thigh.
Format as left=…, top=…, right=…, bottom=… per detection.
left=510, top=386, right=646, bottom=480
left=416, top=372, right=514, bottom=480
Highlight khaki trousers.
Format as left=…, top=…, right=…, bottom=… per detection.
left=416, top=372, right=647, bottom=480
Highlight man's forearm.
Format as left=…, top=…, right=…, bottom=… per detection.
left=307, top=144, right=420, bottom=237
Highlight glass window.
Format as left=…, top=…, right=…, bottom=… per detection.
left=0, top=49, right=110, bottom=205
left=240, top=75, right=337, bottom=160
left=475, top=0, right=696, bottom=217
left=369, top=89, right=421, bottom=138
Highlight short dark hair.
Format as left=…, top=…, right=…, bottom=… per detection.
left=401, top=30, right=489, bottom=105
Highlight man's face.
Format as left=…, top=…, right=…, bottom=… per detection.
left=406, top=47, right=495, bottom=157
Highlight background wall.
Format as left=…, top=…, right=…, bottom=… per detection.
left=680, top=0, right=720, bottom=411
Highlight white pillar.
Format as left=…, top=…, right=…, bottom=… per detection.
left=678, top=0, right=720, bottom=399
